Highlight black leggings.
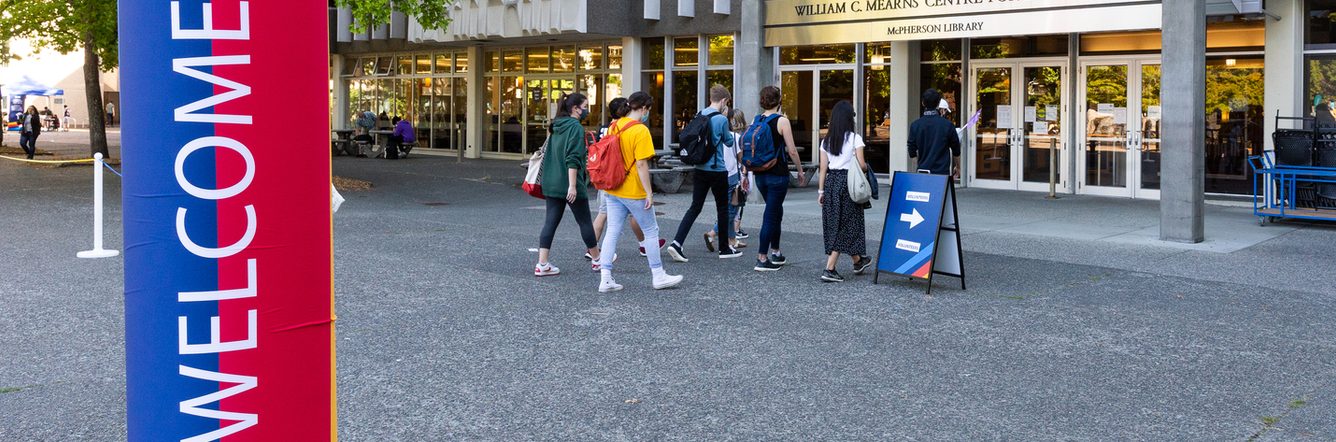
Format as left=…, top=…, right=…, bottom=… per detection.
left=673, top=170, right=730, bottom=251
left=539, top=196, right=598, bottom=250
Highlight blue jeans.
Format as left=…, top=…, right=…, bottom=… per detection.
left=600, top=195, right=663, bottom=271
left=754, top=172, right=790, bottom=256
left=712, top=180, right=740, bottom=241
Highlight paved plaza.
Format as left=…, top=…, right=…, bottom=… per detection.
left=1, top=152, right=1334, bottom=440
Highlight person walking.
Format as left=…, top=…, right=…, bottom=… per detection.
left=667, top=85, right=741, bottom=261
left=750, top=86, right=808, bottom=272
left=596, top=91, right=683, bottom=292
left=535, top=93, right=604, bottom=277
left=591, top=97, right=661, bottom=258
left=909, top=89, right=962, bottom=176
left=18, top=106, right=41, bottom=160
left=817, top=101, right=873, bottom=283
left=704, top=107, right=748, bottom=251
left=106, top=102, right=116, bottom=127
left=62, top=105, right=72, bottom=131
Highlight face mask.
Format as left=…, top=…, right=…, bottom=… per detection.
left=638, top=112, right=651, bottom=124
left=579, top=108, right=589, bottom=121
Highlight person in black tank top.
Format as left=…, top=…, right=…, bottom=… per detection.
left=751, top=86, right=809, bottom=271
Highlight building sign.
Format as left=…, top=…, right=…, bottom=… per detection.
left=765, top=0, right=1162, bottom=46
left=120, top=0, right=335, bottom=440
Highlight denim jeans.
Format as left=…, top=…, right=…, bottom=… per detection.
left=712, top=180, right=740, bottom=241
left=18, top=132, right=37, bottom=158
left=754, top=172, right=790, bottom=256
left=600, top=195, right=663, bottom=271
left=673, top=170, right=730, bottom=251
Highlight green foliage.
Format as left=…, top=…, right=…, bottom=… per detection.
left=0, top=0, right=118, bottom=69
left=336, top=0, right=456, bottom=34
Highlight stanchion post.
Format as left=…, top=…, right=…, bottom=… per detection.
left=77, top=152, right=120, bottom=259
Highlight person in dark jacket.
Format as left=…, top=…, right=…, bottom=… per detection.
left=18, top=106, right=41, bottom=159
left=908, top=89, right=961, bottom=176
left=534, top=93, right=604, bottom=277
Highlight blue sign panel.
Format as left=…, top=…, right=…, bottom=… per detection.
left=874, top=172, right=965, bottom=293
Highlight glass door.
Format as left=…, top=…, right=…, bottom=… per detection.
left=969, top=62, right=1066, bottom=190
left=1079, top=58, right=1160, bottom=198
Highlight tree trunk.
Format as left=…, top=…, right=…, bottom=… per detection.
left=83, top=30, right=109, bottom=158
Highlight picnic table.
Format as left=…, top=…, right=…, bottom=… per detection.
left=331, top=129, right=355, bottom=156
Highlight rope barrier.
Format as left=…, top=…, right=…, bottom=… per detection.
left=102, top=162, right=123, bottom=177
left=0, top=154, right=97, bottom=164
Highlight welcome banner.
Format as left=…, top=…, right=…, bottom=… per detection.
left=120, top=0, right=335, bottom=440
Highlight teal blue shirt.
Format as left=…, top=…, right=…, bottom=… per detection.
left=695, top=106, right=734, bottom=173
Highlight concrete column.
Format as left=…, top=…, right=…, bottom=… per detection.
left=466, top=45, right=485, bottom=159
left=1265, top=0, right=1304, bottom=138
left=889, top=40, right=921, bottom=173
left=621, top=37, right=643, bottom=93
left=1160, top=0, right=1206, bottom=243
left=734, top=0, right=774, bottom=118
left=331, top=54, right=350, bottom=130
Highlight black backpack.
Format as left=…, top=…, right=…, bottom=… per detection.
left=676, top=110, right=719, bottom=165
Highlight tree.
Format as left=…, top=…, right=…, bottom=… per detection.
left=335, top=0, right=456, bottom=33
left=0, top=0, right=117, bottom=158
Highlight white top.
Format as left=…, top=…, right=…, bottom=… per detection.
left=821, top=133, right=865, bottom=171
left=724, top=131, right=741, bottom=177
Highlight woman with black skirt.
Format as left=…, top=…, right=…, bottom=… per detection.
left=817, top=100, right=873, bottom=282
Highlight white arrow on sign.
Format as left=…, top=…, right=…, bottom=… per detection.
left=900, top=208, right=925, bottom=229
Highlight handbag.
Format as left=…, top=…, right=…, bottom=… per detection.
left=522, top=139, right=548, bottom=199
left=847, top=164, right=872, bottom=204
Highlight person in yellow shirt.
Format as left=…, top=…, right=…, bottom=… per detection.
left=596, top=92, right=684, bottom=292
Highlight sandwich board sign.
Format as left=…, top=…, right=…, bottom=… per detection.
left=873, top=172, right=966, bottom=294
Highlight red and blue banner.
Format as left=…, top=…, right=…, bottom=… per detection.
left=120, top=1, right=334, bottom=440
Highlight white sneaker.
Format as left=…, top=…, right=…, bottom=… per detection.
left=652, top=272, right=684, bottom=290
left=599, top=278, right=624, bottom=293
left=534, top=263, right=560, bottom=277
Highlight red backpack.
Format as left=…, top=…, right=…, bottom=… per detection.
left=587, top=120, right=642, bottom=191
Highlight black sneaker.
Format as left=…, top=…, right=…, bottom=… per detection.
left=821, top=269, right=845, bottom=282
left=753, top=259, right=781, bottom=272
left=666, top=242, right=689, bottom=263
left=719, top=246, right=743, bottom=259
left=768, top=253, right=788, bottom=266
left=736, top=230, right=750, bottom=239
left=853, top=256, right=873, bottom=275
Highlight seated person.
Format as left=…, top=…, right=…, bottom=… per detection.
left=389, top=116, right=416, bottom=159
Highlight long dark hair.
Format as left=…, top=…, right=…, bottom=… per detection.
left=607, top=97, right=628, bottom=120
left=623, top=91, right=654, bottom=115
left=823, top=100, right=855, bottom=156
left=557, top=92, right=587, bottom=118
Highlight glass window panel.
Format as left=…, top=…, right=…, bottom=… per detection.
left=608, top=45, right=623, bottom=70
left=920, top=63, right=962, bottom=126
left=674, top=37, right=700, bottom=67
left=553, top=46, right=575, bottom=73
left=970, top=36, right=1068, bottom=59
left=454, top=78, right=468, bottom=150
left=432, top=77, right=451, bottom=149
left=920, top=39, right=962, bottom=62
left=605, top=74, right=623, bottom=114
left=435, top=54, right=451, bottom=74
left=780, top=71, right=815, bottom=162
left=455, top=52, right=469, bottom=73
left=780, top=44, right=856, bottom=65
left=1308, top=0, right=1336, bottom=46
left=578, top=46, right=604, bottom=72
left=817, top=70, right=855, bottom=163
left=415, top=78, right=432, bottom=145
left=527, top=47, right=551, bottom=73
left=1205, top=55, right=1263, bottom=195
left=644, top=38, right=666, bottom=70
left=499, top=76, right=524, bottom=153
left=864, top=64, right=891, bottom=173
left=865, top=43, right=892, bottom=65
left=486, top=75, right=500, bottom=152
left=416, top=55, right=433, bottom=75
left=360, top=58, right=376, bottom=76
left=671, top=71, right=699, bottom=144
left=579, top=75, right=604, bottom=129
left=376, top=56, right=394, bottom=75
left=706, top=70, right=733, bottom=101
left=398, top=56, right=414, bottom=75
left=708, top=35, right=734, bottom=66
left=643, top=71, right=666, bottom=149
left=486, top=51, right=499, bottom=72
left=502, top=50, right=522, bottom=72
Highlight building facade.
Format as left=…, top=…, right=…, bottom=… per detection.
left=330, top=0, right=1324, bottom=203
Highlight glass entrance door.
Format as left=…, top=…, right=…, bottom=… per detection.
left=1079, top=59, right=1161, bottom=198
left=780, top=69, right=855, bottom=166
left=969, top=62, right=1067, bottom=190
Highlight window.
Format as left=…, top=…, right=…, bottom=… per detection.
left=434, top=54, right=451, bottom=74
left=608, top=45, right=623, bottom=71
left=920, top=39, right=962, bottom=62
left=674, top=37, right=699, bottom=67
left=526, top=47, right=550, bottom=73
left=865, top=43, right=892, bottom=65
left=780, top=44, right=856, bottom=65
left=644, top=38, right=666, bottom=70
left=578, top=46, right=604, bottom=71
left=455, top=53, right=469, bottom=73
left=398, top=56, right=414, bottom=76
left=1307, top=0, right=1336, bottom=48
left=920, top=63, right=962, bottom=126
left=1204, top=55, right=1264, bottom=195
left=416, top=55, right=433, bottom=75
left=707, top=35, right=734, bottom=66
left=970, top=36, right=1068, bottom=59
left=552, top=46, right=575, bottom=73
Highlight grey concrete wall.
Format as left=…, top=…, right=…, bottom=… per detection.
left=732, top=0, right=773, bottom=119
left=1265, top=0, right=1303, bottom=137
left=587, top=0, right=744, bottom=38
left=1160, top=0, right=1206, bottom=243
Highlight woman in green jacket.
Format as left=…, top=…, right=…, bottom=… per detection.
left=535, top=93, right=604, bottom=276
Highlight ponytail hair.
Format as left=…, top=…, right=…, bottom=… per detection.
left=557, top=92, right=587, bottom=118
left=608, top=97, right=629, bottom=120
left=625, top=91, right=654, bottom=114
